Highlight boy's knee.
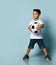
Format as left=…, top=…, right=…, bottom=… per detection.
left=42, top=48, right=46, bottom=51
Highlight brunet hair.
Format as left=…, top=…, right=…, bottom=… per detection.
left=33, top=9, right=41, bottom=15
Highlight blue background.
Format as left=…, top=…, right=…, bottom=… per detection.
left=0, top=0, right=56, bottom=65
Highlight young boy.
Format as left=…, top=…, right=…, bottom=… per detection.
left=23, top=9, right=51, bottom=60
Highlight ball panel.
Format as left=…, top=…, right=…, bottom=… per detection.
left=31, top=22, right=38, bottom=33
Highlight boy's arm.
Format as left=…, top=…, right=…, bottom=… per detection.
left=36, top=24, right=44, bottom=30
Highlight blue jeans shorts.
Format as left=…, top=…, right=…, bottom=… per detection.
left=28, top=39, right=45, bottom=49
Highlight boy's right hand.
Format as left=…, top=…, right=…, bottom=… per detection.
left=28, top=25, right=32, bottom=32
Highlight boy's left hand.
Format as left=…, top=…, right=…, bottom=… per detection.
left=36, top=24, right=44, bottom=30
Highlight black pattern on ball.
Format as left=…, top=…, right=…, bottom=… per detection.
left=34, top=31, right=38, bottom=33
left=32, top=25, right=35, bottom=29
left=34, top=22, right=37, bottom=24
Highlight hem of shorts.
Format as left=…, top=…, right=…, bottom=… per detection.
left=28, top=47, right=33, bottom=49
left=30, top=38, right=43, bottom=39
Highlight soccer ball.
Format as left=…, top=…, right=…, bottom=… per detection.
left=31, top=22, right=38, bottom=33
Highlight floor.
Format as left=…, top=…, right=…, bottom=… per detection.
left=0, top=51, right=55, bottom=65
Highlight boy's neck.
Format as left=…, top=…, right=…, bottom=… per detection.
left=34, top=18, right=39, bottom=21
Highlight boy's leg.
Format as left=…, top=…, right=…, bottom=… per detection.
left=42, top=48, right=52, bottom=60
left=23, top=39, right=36, bottom=60
left=26, top=48, right=31, bottom=55
left=42, top=48, right=48, bottom=56
left=37, top=39, right=52, bottom=60
left=23, top=48, right=31, bottom=60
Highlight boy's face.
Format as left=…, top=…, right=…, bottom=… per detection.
left=33, top=11, right=40, bottom=19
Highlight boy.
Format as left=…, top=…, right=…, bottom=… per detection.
left=23, top=9, right=51, bottom=60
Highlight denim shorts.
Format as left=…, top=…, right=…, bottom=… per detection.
left=28, top=39, right=45, bottom=49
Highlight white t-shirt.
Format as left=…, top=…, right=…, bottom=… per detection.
left=28, top=19, right=44, bottom=39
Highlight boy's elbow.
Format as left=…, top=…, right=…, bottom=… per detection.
left=28, top=25, right=30, bottom=29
